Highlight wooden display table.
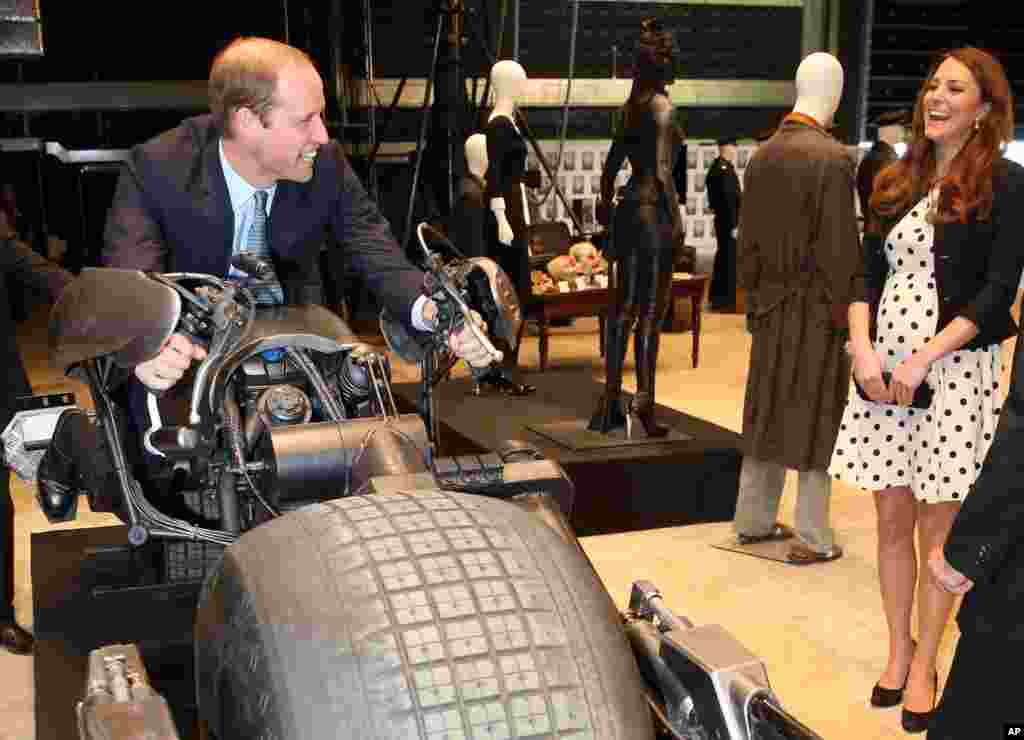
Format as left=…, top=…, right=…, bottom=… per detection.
left=520, top=273, right=708, bottom=371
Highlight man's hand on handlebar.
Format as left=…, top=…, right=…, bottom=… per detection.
left=134, top=334, right=208, bottom=391
left=449, top=310, right=492, bottom=369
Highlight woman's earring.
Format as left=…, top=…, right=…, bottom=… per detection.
left=974, top=118, right=981, bottom=131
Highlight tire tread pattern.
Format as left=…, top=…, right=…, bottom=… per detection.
left=195, top=488, right=652, bottom=740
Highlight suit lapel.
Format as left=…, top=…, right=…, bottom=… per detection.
left=269, top=180, right=317, bottom=258
left=190, top=136, right=234, bottom=276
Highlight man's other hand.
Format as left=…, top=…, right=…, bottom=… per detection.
left=134, top=334, right=208, bottom=391
left=449, top=310, right=495, bottom=368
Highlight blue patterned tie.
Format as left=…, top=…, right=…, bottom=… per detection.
left=243, top=190, right=284, bottom=305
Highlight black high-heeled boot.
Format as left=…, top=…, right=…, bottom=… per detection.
left=589, top=313, right=632, bottom=433
left=630, top=320, right=668, bottom=437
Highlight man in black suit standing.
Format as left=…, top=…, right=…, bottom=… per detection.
left=928, top=319, right=1024, bottom=735
left=0, top=238, right=71, bottom=654
left=705, top=137, right=742, bottom=311
left=856, top=110, right=908, bottom=232
left=104, top=37, right=490, bottom=391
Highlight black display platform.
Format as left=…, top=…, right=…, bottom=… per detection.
left=32, top=526, right=201, bottom=740
left=394, top=372, right=743, bottom=536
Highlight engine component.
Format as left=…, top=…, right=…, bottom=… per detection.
left=260, top=414, right=430, bottom=502
left=239, top=354, right=306, bottom=400
left=76, top=643, right=180, bottom=740
left=337, top=345, right=391, bottom=405
left=259, top=384, right=312, bottom=425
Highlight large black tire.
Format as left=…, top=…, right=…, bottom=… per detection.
left=194, top=488, right=653, bottom=739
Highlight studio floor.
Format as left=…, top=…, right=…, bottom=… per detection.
left=3, top=286, right=1016, bottom=740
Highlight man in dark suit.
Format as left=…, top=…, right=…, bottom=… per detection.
left=103, top=37, right=489, bottom=391
left=705, top=137, right=742, bottom=311
left=927, top=321, right=1024, bottom=735
left=856, top=110, right=909, bottom=232
left=0, top=238, right=72, bottom=653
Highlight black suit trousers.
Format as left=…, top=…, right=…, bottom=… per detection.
left=0, top=471, right=13, bottom=620
left=928, top=629, right=1024, bottom=738
left=710, top=216, right=737, bottom=309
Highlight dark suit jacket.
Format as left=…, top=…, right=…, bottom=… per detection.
left=945, top=322, right=1024, bottom=639
left=705, top=156, right=741, bottom=230
left=854, top=157, right=1024, bottom=351
left=102, top=114, right=424, bottom=325
left=1, top=239, right=72, bottom=433
left=856, top=141, right=897, bottom=231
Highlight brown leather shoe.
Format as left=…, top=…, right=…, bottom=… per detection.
left=787, top=542, right=843, bottom=565
left=736, top=522, right=795, bottom=546
left=0, top=621, right=34, bottom=655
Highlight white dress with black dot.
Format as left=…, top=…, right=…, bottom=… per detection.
left=829, top=193, right=1003, bottom=503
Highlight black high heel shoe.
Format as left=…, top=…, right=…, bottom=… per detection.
left=900, top=671, right=938, bottom=734
left=628, top=393, right=668, bottom=438
left=870, top=640, right=916, bottom=708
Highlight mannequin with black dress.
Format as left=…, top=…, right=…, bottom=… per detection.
left=588, top=19, right=683, bottom=437
left=455, top=133, right=535, bottom=395
left=484, top=60, right=532, bottom=312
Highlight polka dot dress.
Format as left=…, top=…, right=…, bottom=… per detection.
left=829, top=193, right=1003, bottom=503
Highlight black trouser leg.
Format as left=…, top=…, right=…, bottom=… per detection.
left=0, top=472, right=15, bottom=621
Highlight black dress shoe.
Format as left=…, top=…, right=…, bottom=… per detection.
left=36, top=408, right=94, bottom=522
left=0, top=621, right=34, bottom=655
left=474, top=369, right=536, bottom=397
left=901, top=671, right=938, bottom=733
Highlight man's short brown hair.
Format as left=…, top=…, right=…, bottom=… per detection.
left=208, top=37, right=314, bottom=137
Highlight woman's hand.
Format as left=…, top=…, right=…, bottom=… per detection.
left=850, top=341, right=892, bottom=403
left=891, top=354, right=929, bottom=407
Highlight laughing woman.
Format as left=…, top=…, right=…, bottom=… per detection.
left=828, top=47, right=1024, bottom=733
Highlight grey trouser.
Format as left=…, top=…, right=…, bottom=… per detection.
left=732, top=456, right=835, bottom=553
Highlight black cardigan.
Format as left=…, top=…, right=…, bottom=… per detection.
left=854, top=157, right=1024, bottom=350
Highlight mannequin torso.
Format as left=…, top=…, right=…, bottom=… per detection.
left=486, top=61, right=531, bottom=245
left=601, top=91, right=684, bottom=252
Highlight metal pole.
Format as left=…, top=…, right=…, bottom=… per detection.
left=512, top=0, right=520, bottom=61
left=282, top=0, right=291, bottom=44
left=402, top=13, right=444, bottom=249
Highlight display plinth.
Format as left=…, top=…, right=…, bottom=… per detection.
left=394, top=373, right=742, bottom=536
left=527, top=416, right=692, bottom=451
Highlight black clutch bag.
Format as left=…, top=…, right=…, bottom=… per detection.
left=854, top=371, right=933, bottom=410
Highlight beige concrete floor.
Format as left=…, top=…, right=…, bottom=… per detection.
left=4, top=298, right=1013, bottom=739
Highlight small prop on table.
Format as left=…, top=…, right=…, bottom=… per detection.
left=531, top=269, right=557, bottom=295
left=545, top=242, right=609, bottom=291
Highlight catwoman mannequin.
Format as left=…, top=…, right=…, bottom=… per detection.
left=588, top=19, right=684, bottom=437
left=456, top=133, right=535, bottom=395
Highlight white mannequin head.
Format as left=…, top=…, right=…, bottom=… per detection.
left=465, top=133, right=488, bottom=180
left=793, top=52, right=844, bottom=127
left=490, top=60, right=528, bottom=107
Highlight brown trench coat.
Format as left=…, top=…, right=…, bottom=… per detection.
left=738, top=118, right=861, bottom=470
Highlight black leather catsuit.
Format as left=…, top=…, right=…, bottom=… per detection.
left=589, top=93, right=684, bottom=435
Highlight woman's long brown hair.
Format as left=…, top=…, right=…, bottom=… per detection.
left=870, top=47, right=1014, bottom=228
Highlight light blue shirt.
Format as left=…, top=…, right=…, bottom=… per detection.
left=219, top=141, right=277, bottom=280
left=217, top=140, right=430, bottom=329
